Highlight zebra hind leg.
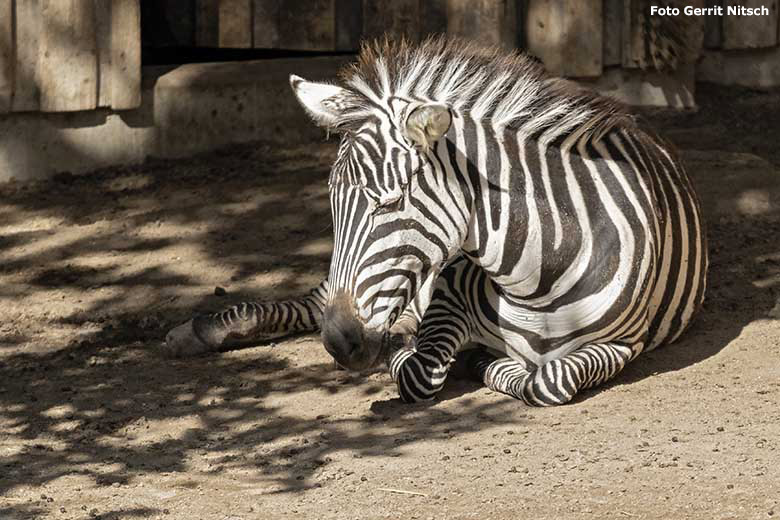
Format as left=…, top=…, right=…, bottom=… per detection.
left=472, top=342, right=640, bottom=406
left=163, top=280, right=328, bottom=358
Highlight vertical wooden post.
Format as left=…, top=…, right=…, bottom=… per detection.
left=704, top=0, right=723, bottom=49
left=335, top=0, right=362, bottom=50
left=12, top=0, right=41, bottom=111
left=219, top=0, right=253, bottom=48
left=95, top=0, right=113, bottom=108
left=39, top=0, right=98, bottom=112
left=110, top=0, right=141, bottom=110
left=0, top=0, right=12, bottom=113
left=621, top=0, right=642, bottom=68
left=723, top=0, right=778, bottom=49
left=277, top=0, right=336, bottom=50
left=603, top=0, right=622, bottom=66
left=448, top=0, right=518, bottom=49
left=196, top=0, right=220, bottom=47
left=253, top=0, right=279, bottom=48
left=526, top=0, right=603, bottom=77
left=362, top=0, right=421, bottom=41
left=420, top=0, right=448, bottom=39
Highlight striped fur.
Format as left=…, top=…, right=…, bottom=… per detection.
left=168, top=37, right=707, bottom=406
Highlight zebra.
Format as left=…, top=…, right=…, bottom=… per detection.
left=166, top=37, right=707, bottom=406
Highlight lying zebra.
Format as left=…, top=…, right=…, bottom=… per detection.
left=166, top=37, right=707, bottom=406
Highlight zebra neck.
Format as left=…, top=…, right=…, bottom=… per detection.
left=458, top=123, right=633, bottom=303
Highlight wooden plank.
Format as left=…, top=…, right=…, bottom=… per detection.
left=621, top=0, right=643, bottom=68
left=277, top=0, right=335, bottom=50
left=39, top=0, right=98, bottom=112
left=704, top=0, right=723, bottom=48
left=0, top=0, right=12, bottom=112
left=95, top=0, right=113, bottom=108
left=563, top=0, right=602, bottom=76
left=420, top=0, right=448, bottom=39
left=110, top=0, right=141, bottom=110
left=362, top=0, right=421, bottom=42
left=12, top=0, right=41, bottom=111
left=603, top=0, right=622, bottom=66
left=196, top=0, right=220, bottom=47
left=526, top=0, right=602, bottom=77
left=219, top=0, right=253, bottom=48
left=335, top=0, right=362, bottom=50
left=448, top=0, right=518, bottom=49
left=253, top=0, right=279, bottom=48
left=723, top=0, right=778, bottom=49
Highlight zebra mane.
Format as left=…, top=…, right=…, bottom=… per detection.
left=334, top=36, right=635, bottom=141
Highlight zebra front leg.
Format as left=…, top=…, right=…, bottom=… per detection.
left=473, top=341, right=641, bottom=406
left=163, top=279, right=328, bottom=358
left=387, top=302, right=472, bottom=403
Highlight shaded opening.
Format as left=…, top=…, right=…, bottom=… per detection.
left=140, top=0, right=356, bottom=66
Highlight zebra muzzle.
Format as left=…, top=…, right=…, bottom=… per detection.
left=321, top=293, right=385, bottom=371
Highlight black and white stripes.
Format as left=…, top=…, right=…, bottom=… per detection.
left=167, top=37, right=707, bottom=407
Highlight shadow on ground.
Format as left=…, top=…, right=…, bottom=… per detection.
left=1, top=84, right=779, bottom=518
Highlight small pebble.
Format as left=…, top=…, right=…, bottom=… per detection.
left=503, top=449, right=511, bottom=454
left=671, top=436, right=679, bottom=443
left=717, top=426, right=725, bottom=432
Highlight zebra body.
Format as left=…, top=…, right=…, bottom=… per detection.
left=166, top=38, right=707, bottom=406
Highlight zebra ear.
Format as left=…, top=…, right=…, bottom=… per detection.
left=289, top=74, right=347, bottom=128
left=404, top=104, right=452, bottom=151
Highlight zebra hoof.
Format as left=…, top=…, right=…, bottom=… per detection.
left=163, top=320, right=213, bottom=358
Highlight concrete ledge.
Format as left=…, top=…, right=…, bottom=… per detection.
left=1, top=54, right=700, bottom=184
left=698, top=48, right=780, bottom=88
left=0, top=56, right=351, bottom=183
left=581, top=65, right=696, bottom=109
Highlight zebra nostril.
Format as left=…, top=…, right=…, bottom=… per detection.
left=321, top=301, right=365, bottom=366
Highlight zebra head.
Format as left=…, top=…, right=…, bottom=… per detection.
left=291, top=74, right=468, bottom=370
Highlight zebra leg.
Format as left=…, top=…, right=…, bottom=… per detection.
left=163, top=279, right=328, bottom=358
left=473, top=341, right=640, bottom=406
left=387, top=300, right=472, bottom=403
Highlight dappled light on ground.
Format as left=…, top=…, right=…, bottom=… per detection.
left=1, top=84, right=780, bottom=519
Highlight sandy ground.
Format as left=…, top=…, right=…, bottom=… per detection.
left=1, top=83, right=779, bottom=520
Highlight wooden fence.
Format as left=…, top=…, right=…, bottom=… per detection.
left=2, top=0, right=779, bottom=114
left=0, top=0, right=141, bottom=113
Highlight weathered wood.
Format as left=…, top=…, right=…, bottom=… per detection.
left=526, top=0, right=602, bottom=77
left=421, top=0, right=448, bottom=38
left=110, top=0, right=141, bottom=110
left=12, top=0, right=41, bottom=111
left=219, top=0, right=253, bottom=48
left=564, top=0, right=602, bottom=76
left=362, top=0, right=421, bottom=41
left=95, top=0, right=113, bottom=108
left=723, top=0, right=778, bottom=49
left=277, top=0, right=335, bottom=50
left=0, top=0, right=12, bottom=112
left=253, top=0, right=280, bottom=48
left=335, top=0, right=362, bottom=50
left=704, top=0, right=723, bottom=48
left=196, top=0, right=220, bottom=47
left=39, top=0, right=98, bottom=112
left=621, top=0, right=643, bottom=68
left=448, top=0, right=518, bottom=49
left=603, top=0, right=622, bottom=66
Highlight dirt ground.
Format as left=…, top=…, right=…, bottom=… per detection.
left=1, top=83, right=779, bottom=520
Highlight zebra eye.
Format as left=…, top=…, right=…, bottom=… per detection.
left=373, top=195, right=404, bottom=215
